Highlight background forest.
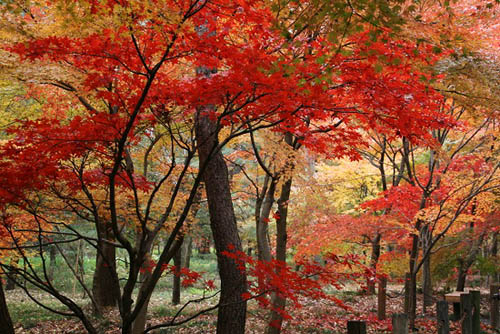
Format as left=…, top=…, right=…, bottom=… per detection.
left=0, top=0, right=499, bottom=333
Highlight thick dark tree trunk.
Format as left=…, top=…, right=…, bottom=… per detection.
left=196, top=112, right=247, bottom=334
left=92, top=223, right=120, bottom=310
left=172, top=246, right=182, bottom=305
left=0, top=277, right=15, bottom=334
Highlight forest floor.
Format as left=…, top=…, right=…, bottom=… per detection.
left=6, top=285, right=498, bottom=334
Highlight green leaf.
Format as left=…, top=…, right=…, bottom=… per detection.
left=391, top=58, right=401, bottom=65
left=432, top=46, right=442, bottom=54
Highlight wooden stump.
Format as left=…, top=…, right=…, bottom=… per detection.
left=378, top=277, right=387, bottom=320
left=444, top=291, right=464, bottom=321
left=347, top=320, right=366, bottom=334
left=470, top=290, right=480, bottom=334
left=436, top=300, right=449, bottom=334
left=392, top=313, right=408, bottom=334
left=491, top=283, right=499, bottom=330
left=460, top=293, right=472, bottom=334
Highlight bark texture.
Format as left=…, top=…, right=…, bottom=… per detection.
left=92, top=223, right=120, bottom=310
left=367, top=234, right=381, bottom=295
left=172, top=246, right=182, bottom=305
left=256, top=177, right=276, bottom=263
left=456, top=231, right=486, bottom=292
left=196, top=112, right=247, bottom=334
left=266, top=177, right=292, bottom=334
left=421, top=225, right=433, bottom=311
left=0, top=277, right=15, bottom=334
left=131, top=269, right=152, bottom=334
left=183, top=237, right=193, bottom=269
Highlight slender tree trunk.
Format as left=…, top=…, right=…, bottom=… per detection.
left=257, top=178, right=276, bottom=263
left=491, top=232, right=498, bottom=282
left=196, top=112, right=247, bottom=334
left=48, top=245, right=57, bottom=281
left=408, top=231, right=420, bottom=330
left=5, top=257, right=20, bottom=291
left=172, top=246, right=182, bottom=305
left=266, top=177, right=292, bottom=334
left=422, top=255, right=432, bottom=312
left=255, top=173, right=269, bottom=261
left=422, top=225, right=432, bottom=312
left=131, top=269, right=152, bottom=334
left=130, top=230, right=156, bottom=334
left=4, top=276, right=15, bottom=291
left=132, top=190, right=200, bottom=334
left=456, top=231, right=486, bottom=292
left=367, top=234, right=381, bottom=295
left=456, top=266, right=467, bottom=291
left=0, top=277, right=15, bottom=334
left=198, top=237, right=211, bottom=254
left=4, top=259, right=18, bottom=291
left=183, top=237, right=193, bottom=269
left=131, top=233, right=186, bottom=334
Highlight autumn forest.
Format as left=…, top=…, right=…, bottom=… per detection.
left=0, top=0, right=499, bottom=333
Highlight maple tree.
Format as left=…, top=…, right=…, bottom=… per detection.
left=1, top=0, right=498, bottom=334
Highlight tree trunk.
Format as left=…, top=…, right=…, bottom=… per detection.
left=5, top=258, right=19, bottom=291
left=196, top=112, right=247, bottom=334
left=408, top=231, right=420, bottom=330
left=422, top=225, right=433, bottom=312
left=131, top=269, right=152, bottom=334
left=456, top=231, right=486, bottom=292
left=489, top=232, right=498, bottom=282
left=131, top=234, right=185, bottom=334
left=198, top=237, right=211, bottom=254
left=0, top=277, right=15, bottom=334
left=367, top=234, right=381, bottom=295
left=183, top=237, right=193, bottom=270
left=457, top=266, right=467, bottom=292
left=422, top=254, right=432, bottom=312
left=172, top=246, right=182, bottom=305
left=404, top=272, right=411, bottom=314
left=256, top=178, right=276, bottom=263
left=49, top=245, right=57, bottom=281
left=92, top=223, right=120, bottom=311
left=266, top=176, right=292, bottom=334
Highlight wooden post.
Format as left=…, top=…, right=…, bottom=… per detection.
left=392, top=313, right=408, bottom=334
left=436, top=300, right=449, bottom=334
left=347, top=320, right=366, bottom=334
left=491, top=283, right=500, bottom=330
left=460, top=293, right=472, bottom=334
left=470, top=290, right=480, bottom=334
left=404, top=273, right=411, bottom=314
left=378, top=276, right=387, bottom=320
